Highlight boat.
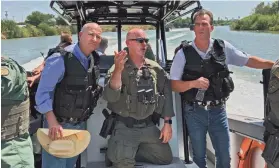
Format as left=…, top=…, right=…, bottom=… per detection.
left=28, top=1, right=271, bottom=168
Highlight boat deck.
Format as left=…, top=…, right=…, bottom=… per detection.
left=86, top=157, right=215, bottom=168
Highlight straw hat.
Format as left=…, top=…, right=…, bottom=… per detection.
left=36, top=128, right=91, bottom=158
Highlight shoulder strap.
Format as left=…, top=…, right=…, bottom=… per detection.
left=212, top=39, right=226, bottom=62
left=174, top=40, right=190, bottom=55
left=56, top=48, right=71, bottom=77
left=181, top=42, right=193, bottom=63
left=45, top=46, right=66, bottom=60
left=213, top=39, right=225, bottom=52
left=92, top=51, right=100, bottom=66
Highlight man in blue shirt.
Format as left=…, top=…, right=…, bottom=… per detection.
left=170, top=9, right=274, bottom=168
left=35, top=22, right=102, bottom=168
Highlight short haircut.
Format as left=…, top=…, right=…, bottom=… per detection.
left=193, top=9, right=214, bottom=25
left=99, top=37, right=108, bottom=48
left=60, top=32, right=72, bottom=43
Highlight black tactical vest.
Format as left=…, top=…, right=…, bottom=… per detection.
left=179, top=39, right=234, bottom=102
left=53, top=50, right=101, bottom=121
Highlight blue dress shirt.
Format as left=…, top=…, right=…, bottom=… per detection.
left=35, top=43, right=91, bottom=114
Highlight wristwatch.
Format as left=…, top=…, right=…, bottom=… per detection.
left=164, top=119, right=172, bottom=124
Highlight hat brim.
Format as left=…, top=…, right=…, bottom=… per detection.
left=37, top=128, right=91, bottom=158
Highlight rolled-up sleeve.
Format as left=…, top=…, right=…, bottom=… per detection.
left=35, top=53, right=65, bottom=114
left=161, top=70, right=175, bottom=118
left=103, top=65, right=121, bottom=102
left=224, top=40, right=250, bottom=66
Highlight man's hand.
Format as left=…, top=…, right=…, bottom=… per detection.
left=159, top=124, right=172, bottom=143
left=32, top=62, right=45, bottom=75
left=114, top=50, right=128, bottom=73
left=27, top=74, right=41, bottom=87
left=193, top=77, right=209, bottom=89
left=46, top=111, right=63, bottom=140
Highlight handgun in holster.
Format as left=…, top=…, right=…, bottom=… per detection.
left=262, top=119, right=279, bottom=165
left=99, top=109, right=116, bottom=139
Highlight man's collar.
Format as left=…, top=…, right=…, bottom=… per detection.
left=125, top=54, right=146, bottom=70
left=192, top=38, right=214, bottom=54
left=74, top=43, right=90, bottom=60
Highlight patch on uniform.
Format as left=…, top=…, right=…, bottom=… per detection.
left=1, top=67, right=9, bottom=76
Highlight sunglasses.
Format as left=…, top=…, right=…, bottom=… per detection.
left=129, top=38, right=149, bottom=44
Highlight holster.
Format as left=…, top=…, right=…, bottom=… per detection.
left=152, top=112, right=161, bottom=126
left=262, top=133, right=279, bottom=166
left=99, top=109, right=116, bottom=139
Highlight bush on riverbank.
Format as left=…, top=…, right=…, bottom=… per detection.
left=231, top=1, right=279, bottom=31
left=1, top=19, right=77, bottom=39
left=231, top=14, right=279, bottom=31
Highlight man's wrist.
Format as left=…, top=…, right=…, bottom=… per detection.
left=164, top=119, right=172, bottom=125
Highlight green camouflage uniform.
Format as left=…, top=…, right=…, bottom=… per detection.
left=1, top=57, right=34, bottom=168
left=103, top=56, right=174, bottom=168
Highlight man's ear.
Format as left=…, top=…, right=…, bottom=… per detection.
left=210, top=25, right=214, bottom=32
left=78, top=32, right=82, bottom=39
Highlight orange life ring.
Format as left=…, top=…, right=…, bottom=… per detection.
left=238, top=137, right=267, bottom=168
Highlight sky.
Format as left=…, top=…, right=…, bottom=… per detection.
left=0, top=0, right=275, bottom=22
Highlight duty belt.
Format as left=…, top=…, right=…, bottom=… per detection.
left=115, top=114, right=154, bottom=128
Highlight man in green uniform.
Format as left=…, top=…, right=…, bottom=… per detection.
left=1, top=56, right=34, bottom=168
left=103, top=28, right=174, bottom=168
left=262, top=59, right=279, bottom=168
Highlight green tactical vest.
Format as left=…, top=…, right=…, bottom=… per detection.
left=267, top=59, right=279, bottom=126
left=1, top=57, right=30, bottom=140
left=107, top=58, right=166, bottom=120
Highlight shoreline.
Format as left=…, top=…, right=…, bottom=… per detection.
left=2, top=26, right=279, bottom=40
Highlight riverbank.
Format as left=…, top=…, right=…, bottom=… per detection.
left=230, top=28, right=279, bottom=34
left=230, top=14, right=279, bottom=32
left=1, top=24, right=155, bottom=40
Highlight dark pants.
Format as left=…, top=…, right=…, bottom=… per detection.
left=107, top=121, right=173, bottom=168
left=184, top=102, right=231, bottom=168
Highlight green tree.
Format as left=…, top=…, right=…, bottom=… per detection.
left=20, top=27, right=31, bottom=38
left=38, top=23, right=57, bottom=36
left=254, top=1, right=279, bottom=15
left=25, top=11, right=55, bottom=27
left=25, top=24, right=44, bottom=37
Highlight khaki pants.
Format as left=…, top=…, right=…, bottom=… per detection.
left=1, top=133, right=34, bottom=168
left=107, top=121, right=173, bottom=168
